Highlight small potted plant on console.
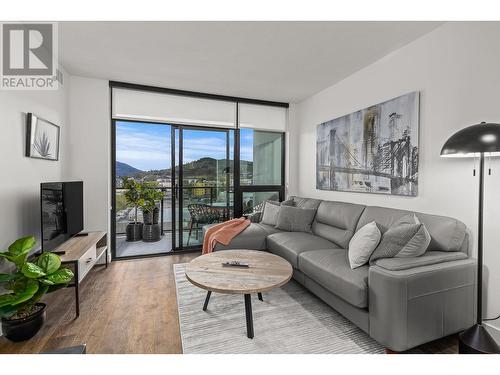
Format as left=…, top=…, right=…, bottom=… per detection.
left=123, top=177, right=145, bottom=242
left=0, top=236, right=74, bottom=342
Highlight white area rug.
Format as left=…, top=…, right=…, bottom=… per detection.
left=174, top=263, right=384, bottom=354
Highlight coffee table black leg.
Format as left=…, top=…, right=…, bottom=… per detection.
left=258, top=292, right=263, bottom=301
left=203, top=291, right=211, bottom=311
left=244, top=294, right=254, bottom=339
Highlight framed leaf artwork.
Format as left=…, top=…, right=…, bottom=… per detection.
left=25, top=113, right=60, bottom=161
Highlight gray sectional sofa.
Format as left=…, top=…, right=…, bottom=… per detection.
left=203, top=196, right=476, bottom=352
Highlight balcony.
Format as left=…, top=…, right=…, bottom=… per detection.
left=115, top=186, right=233, bottom=257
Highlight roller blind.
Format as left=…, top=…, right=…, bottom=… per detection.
left=238, top=103, right=287, bottom=131
left=112, top=88, right=237, bottom=128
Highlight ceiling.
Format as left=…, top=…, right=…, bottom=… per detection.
left=59, top=22, right=443, bottom=103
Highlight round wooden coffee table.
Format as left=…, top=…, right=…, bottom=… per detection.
left=185, top=250, right=293, bottom=339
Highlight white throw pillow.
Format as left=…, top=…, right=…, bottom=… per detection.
left=348, top=221, right=382, bottom=269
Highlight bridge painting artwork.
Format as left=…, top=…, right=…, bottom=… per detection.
left=316, top=92, right=419, bottom=196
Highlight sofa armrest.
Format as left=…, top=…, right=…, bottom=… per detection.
left=373, top=251, right=468, bottom=271
left=368, top=258, right=476, bottom=351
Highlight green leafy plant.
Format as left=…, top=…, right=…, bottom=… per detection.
left=123, top=177, right=145, bottom=223
left=140, top=182, right=165, bottom=214
left=0, top=236, right=74, bottom=319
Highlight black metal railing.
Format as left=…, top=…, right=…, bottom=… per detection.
left=115, top=186, right=234, bottom=235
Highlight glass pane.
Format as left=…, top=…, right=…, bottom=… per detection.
left=240, top=129, right=282, bottom=185
left=242, top=191, right=279, bottom=215
left=180, top=129, right=233, bottom=247
left=115, top=121, right=173, bottom=257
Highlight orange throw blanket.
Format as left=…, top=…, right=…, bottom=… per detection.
left=202, top=217, right=251, bottom=254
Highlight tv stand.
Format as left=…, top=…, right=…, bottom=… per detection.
left=74, top=232, right=89, bottom=237
left=54, top=231, right=108, bottom=318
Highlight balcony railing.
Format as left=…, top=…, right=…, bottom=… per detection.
left=115, top=186, right=234, bottom=235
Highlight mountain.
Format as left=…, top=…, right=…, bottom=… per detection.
left=116, top=161, right=143, bottom=177
left=131, top=157, right=253, bottom=181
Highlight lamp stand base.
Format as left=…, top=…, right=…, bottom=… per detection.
left=458, top=324, right=500, bottom=354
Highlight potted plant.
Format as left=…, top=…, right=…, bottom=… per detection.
left=0, top=236, right=74, bottom=342
left=140, top=183, right=165, bottom=242
left=123, top=177, right=145, bottom=242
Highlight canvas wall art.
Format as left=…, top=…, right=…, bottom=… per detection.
left=25, top=113, right=60, bottom=161
left=316, top=92, right=419, bottom=196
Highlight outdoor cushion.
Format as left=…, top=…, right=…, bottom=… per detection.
left=299, top=249, right=369, bottom=308
left=267, top=232, right=339, bottom=268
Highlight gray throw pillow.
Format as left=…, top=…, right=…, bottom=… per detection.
left=275, top=205, right=316, bottom=233
left=370, top=222, right=431, bottom=264
left=392, top=213, right=431, bottom=256
left=260, top=201, right=281, bottom=226
left=259, top=198, right=294, bottom=223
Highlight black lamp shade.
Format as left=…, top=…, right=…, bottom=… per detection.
left=440, top=122, right=500, bottom=157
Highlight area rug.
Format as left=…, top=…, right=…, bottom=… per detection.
left=174, top=263, right=384, bottom=354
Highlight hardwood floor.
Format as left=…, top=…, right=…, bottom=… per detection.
left=0, top=253, right=196, bottom=354
left=0, top=253, right=457, bottom=354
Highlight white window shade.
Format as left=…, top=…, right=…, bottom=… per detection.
left=112, top=88, right=236, bottom=128
left=238, top=103, right=287, bottom=131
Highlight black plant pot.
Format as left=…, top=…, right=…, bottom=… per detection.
left=1, top=303, right=46, bottom=342
left=126, top=222, right=143, bottom=242
left=143, top=207, right=160, bottom=225
left=143, top=224, right=161, bottom=242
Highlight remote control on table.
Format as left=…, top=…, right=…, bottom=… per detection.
left=222, top=261, right=249, bottom=268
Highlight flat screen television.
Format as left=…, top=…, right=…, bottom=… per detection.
left=41, top=181, right=84, bottom=252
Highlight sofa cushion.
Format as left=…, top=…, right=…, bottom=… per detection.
left=267, top=232, right=339, bottom=268
left=299, top=249, right=369, bottom=308
left=312, top=200, right=366, bottom=248
left=261, top=201, right=281, bottom=226
left=202, top=222, right=270, bottom=251
left=356, top=206, right=467, bottom=253
left=275, top=206, right=317, bottom=233
left=369, top=223, right=431, bottom=264
left=258, top=223, right=283, bottom=236
left=288, top=196, right=322, bottom=210
left=348, top=221, right=381, bottom=269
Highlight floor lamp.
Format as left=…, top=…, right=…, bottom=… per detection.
left=441, top=122, right=500, bottom=354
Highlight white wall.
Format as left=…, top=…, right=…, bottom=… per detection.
left=0, top=69, right=70, bottom=265
left=289, top=22, right=500, bottom=330
left=66, top=75, right=110, bottom=259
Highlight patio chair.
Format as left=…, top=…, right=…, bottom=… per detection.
left=186, top=204, right=224, bottom=245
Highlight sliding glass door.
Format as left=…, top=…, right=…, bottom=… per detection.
left=176, top=127, right=233, bottom=249
left=114, top=120, right=174, bottom=258
left=110, top=84, right=288, bottom=259
left=112, top=120, right=233, bottom=258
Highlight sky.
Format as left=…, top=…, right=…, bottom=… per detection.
left=116, top=121, right=254, bottom=171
